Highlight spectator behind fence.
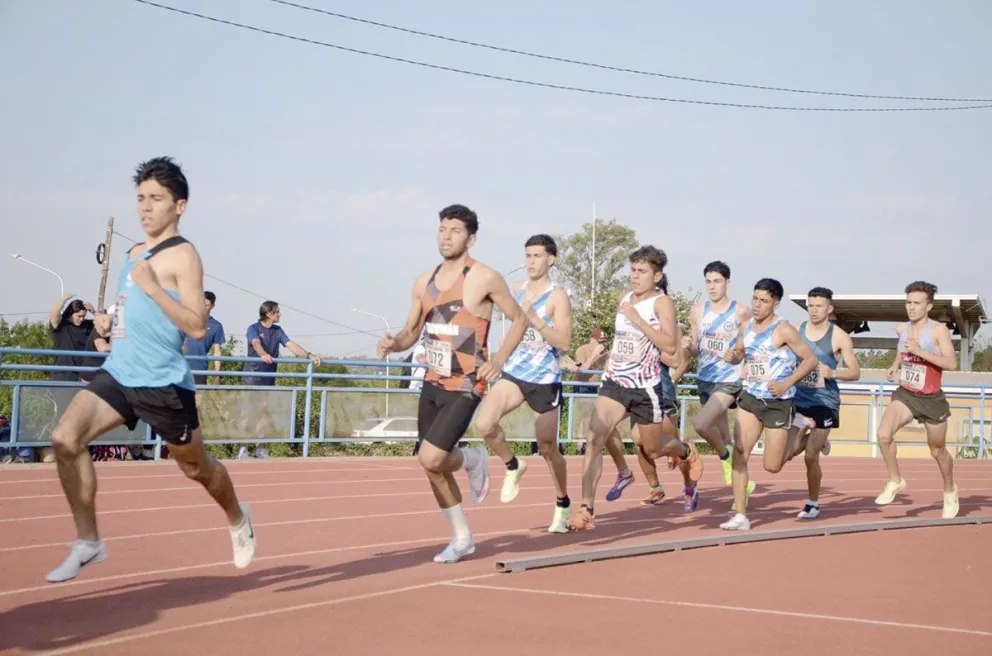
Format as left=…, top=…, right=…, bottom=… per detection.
left=49, top=294, right=94, bottom=382
left=183, top=291, right=226, bottom=397
left=239, top=300, right=321, bottom=459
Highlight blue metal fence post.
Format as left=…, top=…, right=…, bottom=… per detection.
left=302, top=360, right=314, bottom=458
left=10, top=384, right=21, bottom=449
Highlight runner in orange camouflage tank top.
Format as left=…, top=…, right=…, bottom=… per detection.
left=420, top=257, right=491, bottom=397
left=377, top=203, right=529, bottom=564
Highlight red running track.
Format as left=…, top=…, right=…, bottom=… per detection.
left=1, top=455, right=990, bottom=655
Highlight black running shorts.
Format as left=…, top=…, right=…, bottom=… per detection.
left=598, top=377, right=667, bottom=426
left=795, top=404, right=840, bottom=430
left=417, top=382, right=481, bottom=453
left=501, top=372, right=563, bottom=415
left=86, top=369, right=200, bottom=445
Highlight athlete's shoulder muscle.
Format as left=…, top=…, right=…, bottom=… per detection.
left=735, top=302, right=753, bottom=323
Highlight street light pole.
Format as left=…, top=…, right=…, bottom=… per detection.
left=352, top=308, right=392, bottom=416
left=8, top=254, right=65, bottom=298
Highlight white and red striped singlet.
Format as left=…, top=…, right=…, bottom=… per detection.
left=604, top=291, right=663, bottom=389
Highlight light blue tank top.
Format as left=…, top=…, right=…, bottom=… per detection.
left=794, top=321, right=840, bottom=410
left=697, top=300, right=742, bottom=384
left=102, top=237, right=195, bottom=390
left=742, top=318, right=797, bottom=400
left=502, top=281, right=561, bottom=384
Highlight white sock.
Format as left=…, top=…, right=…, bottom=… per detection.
left=460, top=445, right=481, bottom=470
left=441, top=504, right=472, bottom=544
left=806, top=499, right=818, bottom=507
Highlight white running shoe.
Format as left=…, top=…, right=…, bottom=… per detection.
left=500, top=460, right=528, bottom=503
left=719, top=513, right=751, bottom=531
left=466, top=446, right=491, bottom=504
left=230, top=503, right=256, bottom=569
left=548, top=506, right=570, bottom=533
left=434, top=537, right=475, bottom=563
left=46, top=539, right=108, bottom=583
left=874, top=479, right=907, bottom=505
left=797, top=503, right=821, bottom=519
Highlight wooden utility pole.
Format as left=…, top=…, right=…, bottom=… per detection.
left=96, top=216, right=115, bottom=312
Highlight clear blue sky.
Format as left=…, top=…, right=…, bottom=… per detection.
left=2, top=0, right=990, bottom=357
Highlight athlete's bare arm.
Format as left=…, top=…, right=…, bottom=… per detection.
left=484, top=268, right=527, bottom=368
left=683, top=303, right=702, bottom=354
left=378, top=270, right=430, bottom=357
left=538, top=287, right=572, bottom=353
left=131, top=244, right=208, bottom=340
left=666, top=325, right=691, bottom=382
left=735, top=302, right=754, bottom=326
left=829, top=328, right=861, bottom=382
left=909, top=322, right=958, bottom=371
left=886, top=326, right=905, bottom=381
left=726, top=322, right=747, bottom=365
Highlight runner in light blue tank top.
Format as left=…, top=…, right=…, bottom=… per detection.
left=722, top=278, right=819, bottom=532
left=742, top=318, right=798, bottom=400
left=105, top=240, right=195, bottom=391
left=501, top=281, right=561, bottom=384
left=44, top=156, right=256, bottom=586
left=697, top=299, right=743, bottom=384
left=473, top=234, right=574, bottom=534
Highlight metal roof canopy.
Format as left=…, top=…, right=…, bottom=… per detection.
left=789, top=293, right=988, bottom=372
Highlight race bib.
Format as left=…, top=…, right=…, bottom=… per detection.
left=899, top=362, right=926, bottom=391
left=701, top=332, right=732, bottom=356
left=611, top=332, right=642, bottom=364
left=425, top=338, right=452, bottom=377
left=522, top=325, right=546, bottom=350
left=746, top=355, right=771, bottom=382
left=799, top=367, right=825, bottom=388
left=110, top=294, right=127, bottom=340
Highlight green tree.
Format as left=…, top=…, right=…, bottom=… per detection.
left=552, top=218, right=638, bottom=309
left=856, top=349, right=895, bottom=369
left=0, top=318, right=55, bottom=416
left=971, top=341, right=992, bottom=372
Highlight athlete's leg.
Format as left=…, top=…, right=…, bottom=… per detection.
left=604, top=428, right=635, bottom=501
left=798, top=428, right=830, bottom=519
left=924, top=419, right=958, bottom=517
left=417, top=386, right=487, bottom=562
left=760, top=426, right=791, bottom=474
left=168, top=429, right=245, bottom=525
left=49, top=392, right=124, bottom=540
left=692, top=392, right=735, bottom=482
left=571, top=394, right=627, bottom=528
left=474, top=378, right=527, bottom=502
left=722, top=408, right=763, bottom=530
left=534, top=407, right=571, bottom=532
left=874, top=398, right=914, bottom=504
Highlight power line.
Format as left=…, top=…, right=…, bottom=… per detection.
left=112, top=231, right=392, bottom=338
left=268, top=0, right=992, bottom=104
left=132, top=1, right=992, bottom=112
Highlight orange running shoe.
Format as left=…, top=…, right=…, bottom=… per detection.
left=682, top=441, right=704, bottom=483
left=641, top=488, right=667, bottom=505
left=566, top=505, right=596, bottom=530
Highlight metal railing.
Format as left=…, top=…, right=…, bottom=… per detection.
left=1, top=347, right=988, bottom=460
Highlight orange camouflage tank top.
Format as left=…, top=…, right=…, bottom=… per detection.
left=420, top=258, right=491, bottom=397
